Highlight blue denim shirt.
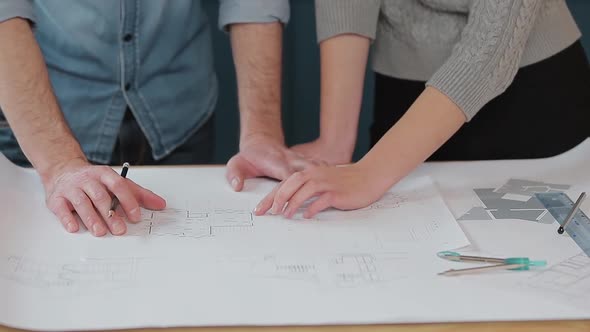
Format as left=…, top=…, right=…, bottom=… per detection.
left=0, top=0, right=289, bottom=164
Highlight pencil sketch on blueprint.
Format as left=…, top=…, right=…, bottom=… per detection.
left=0, top=256, right=140, bottom=297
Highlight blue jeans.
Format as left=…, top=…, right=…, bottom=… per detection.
left=0, top=110, right=215, bottom=167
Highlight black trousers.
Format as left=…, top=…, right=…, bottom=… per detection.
left=371, top=41, right=590, bottom=161
left=110, top=110, right=215, bottom=166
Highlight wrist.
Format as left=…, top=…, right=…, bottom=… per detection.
left=316, top=135, right=355, bottom=160
left=356, top=154, right=402, bottom=193
left=38, top=154, right=88, bottom=188
left=240, top=127, right=285, bottom=151
left=317, top=108, right=359, bottom=160
left=346, top=160, right=392, bottom=205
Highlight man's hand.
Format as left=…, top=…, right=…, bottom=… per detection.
left=0, top=18, right=167, bottom=236
left=43, top=159, right=166, bottom=236
left=0, top=19, right=167, bottom=236
left=290, top=139, right=353, bottom=166
left=226, top=135, right=316, bottom=192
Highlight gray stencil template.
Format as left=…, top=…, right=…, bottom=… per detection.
left=459, top=179, right=571, bottom=223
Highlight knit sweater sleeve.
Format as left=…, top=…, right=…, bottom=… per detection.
left=426, top=0, right=542, bottom=121
left=315, top=0, right=381, bottom=42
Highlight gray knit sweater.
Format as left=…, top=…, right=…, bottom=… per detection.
left=315, top=0, right=581, bottom=120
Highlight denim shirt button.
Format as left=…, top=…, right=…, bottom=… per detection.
left=123, top=34, right=133, bottom=42
left=124, top=83, right=131, bottom=91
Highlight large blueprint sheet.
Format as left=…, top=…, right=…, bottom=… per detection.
left=0, top=157, right=469, bottom=331
left=1, top=139, right=590, bottom=330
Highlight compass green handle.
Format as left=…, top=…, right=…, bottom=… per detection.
left=504, top=257, right=547, bottom=270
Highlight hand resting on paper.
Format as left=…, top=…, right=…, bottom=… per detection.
left=254, top=163, right=388, bottom=219
left=43, top=158, right=166, bottom=237
left=255, top=86, right=468, bottom=219
left=226, top=134, right=321, bottom=192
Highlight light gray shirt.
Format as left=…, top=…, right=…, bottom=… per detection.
left=315, top=0, right=581, bottom=120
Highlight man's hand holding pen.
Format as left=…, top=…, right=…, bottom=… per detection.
left=43, top=159, right=166, bottom=237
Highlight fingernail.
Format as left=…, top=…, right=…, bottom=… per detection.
left=66, top=221, right=77, bottom=233
left=231, top=177, right=239, bottom=190
left=270, top=202, right=278, bottom=215
left=130, top=207, right=140, bottom=221
left=112, top=221, right=125, bottom=235
left=92, top=224, right=104, bottom=236
left=272, top=202, right=286, bottom=215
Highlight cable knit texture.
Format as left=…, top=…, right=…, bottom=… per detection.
left=315, top=0, right=581, bottom=120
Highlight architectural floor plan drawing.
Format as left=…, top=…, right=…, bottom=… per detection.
left=126, top=190, right=414, bottom=241
left=526, top=252, right=590, bottom=299
left=0, top=256, right=139, bottom=296
left=459, top=179, right=571, bottom=223
left=224, top=251, right=411, bottom=288
left=127, top=205, right=255, bottom=238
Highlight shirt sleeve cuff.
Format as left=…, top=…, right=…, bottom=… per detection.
left=426, top=60, right=492, bottom=122
left=315, top=0, right=381, bottom=43
left=0, top=0, right=35, bottom=24
left=218, top=0, right=290, bottom=31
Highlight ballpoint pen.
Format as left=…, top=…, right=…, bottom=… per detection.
left=108, top=162, right=130, bottom=218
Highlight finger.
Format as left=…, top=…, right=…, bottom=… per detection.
left=271, top=171, right=308, bottom=215
left=286, top=148, right=309, bottom=163
left=283, top=182, right=323, bottom=219
left=303, top=193, right=333, bottom=219
left=47, top=197, right=79, bottom=233
left=100, top=169, right=141, bottom=222
left=82, top=181, right=126, bottom=236
left=65, top=189, right=107, bottom=237
left=317, top=160, right=329, bottom=167
left=254, top=181, right=283, bottom=216
left=126, top=179, right=166, bottom=211
left=226, top=155, right=261, bottom=192
left=288, top=157, right=316, bottom=173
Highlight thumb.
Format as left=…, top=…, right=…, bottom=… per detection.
left=226, top=154, right=260, bottom=192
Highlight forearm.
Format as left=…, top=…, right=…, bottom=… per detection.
left=318, top=34, right=370, bottom=157
left=358, top=87, right=466, bottom=191
left=0, top=19, right=85, bottom=179
left=229, top=22, right=285, bottom=147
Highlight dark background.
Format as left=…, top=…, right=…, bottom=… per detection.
left=204, top=0, right=590, bottom=163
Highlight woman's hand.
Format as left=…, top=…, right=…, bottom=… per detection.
left=255, top=86, right=467, bottom=221
left=254, top=163, right=388, bottom=219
